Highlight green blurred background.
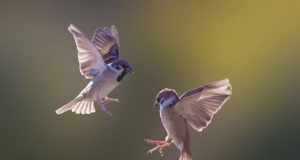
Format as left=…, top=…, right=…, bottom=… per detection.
left=1, top=0, right=299, bottom=159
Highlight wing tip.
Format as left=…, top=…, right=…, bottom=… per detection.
left=68, top=24, right=75, bottom=31
left=55, top=109, right=62, bottom=115
left=213, top=78, right=230, bottom=86
left=55, top=108, right=68, bottom=115
left=68, top=24, right=82, bottom=35
left=211, top=78, right=232, bottom=95
left=110, top=25, right=117, bottom=31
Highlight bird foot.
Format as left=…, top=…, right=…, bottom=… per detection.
left=103, top=97, right=119, bottom=103
left=145, top=139, right=171, bottom=156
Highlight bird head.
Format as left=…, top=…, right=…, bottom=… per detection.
left=154, top=88, right=179, bottom=109
left=111, top=59, right=133, bottom=81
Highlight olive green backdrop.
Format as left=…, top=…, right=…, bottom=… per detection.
left=1, top=0, right=299, bottom=160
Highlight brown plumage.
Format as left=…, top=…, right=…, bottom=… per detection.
left=146, top=79, right=232, bottom=160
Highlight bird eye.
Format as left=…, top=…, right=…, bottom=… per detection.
left=115, top=65, right=122, bottom=70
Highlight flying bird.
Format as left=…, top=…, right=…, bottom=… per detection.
left=145, top=79, right=232, bottom=160
left=55, top=24, right=133, bottom=116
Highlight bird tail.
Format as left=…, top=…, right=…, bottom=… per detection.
left=55, top=97, right=96, bottom=115
left=179, top=146, right=192, bottom=160
left=179, top=121, right=192, bottom=160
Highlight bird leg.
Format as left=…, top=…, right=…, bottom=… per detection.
left=100, top=97, right=119, bottom=116
left=103, top=96, right=119, bottom=103
left=96, top=97, right=117, bottom=116
left=145, top=138, right=172, bottom=156
left=100, top=104, right=112, bottom=116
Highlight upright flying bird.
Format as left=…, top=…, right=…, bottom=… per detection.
left=55, top=24, right=132, bottom=116
left=145, top=79, right=232, bottom=160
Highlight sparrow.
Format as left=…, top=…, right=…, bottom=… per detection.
left=145, top=79, right=232, bottom=160
left=55, top=24, right=133, bottom=116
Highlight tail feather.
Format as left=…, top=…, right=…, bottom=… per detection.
left=90, top=101, right=96, bottom=113
left=179, top=124, right=192, bottom=160
left=75, top=101, right=84, bottom=114
left=82, top=101, right=91, bottom=114
left=55, top=97, right=95, bottom=115
left=85, top=102, right=91, bottom=114
left=55, top=98, right=81, bottom=115
left=87, top=101, right=96, bottom=114
left=179, top=148, right=192, bottom=160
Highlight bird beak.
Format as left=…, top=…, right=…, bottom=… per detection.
left=126, top=64, right=133, bottom=74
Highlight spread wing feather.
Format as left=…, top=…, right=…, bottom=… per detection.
left=175, top=79, right=232, bottom=132
left=91, top=25, right=120, bottom=63
left=68, top=24, right=106, bottom=79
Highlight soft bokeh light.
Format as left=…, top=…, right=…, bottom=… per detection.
left=1, top=0, right=299, bottom=160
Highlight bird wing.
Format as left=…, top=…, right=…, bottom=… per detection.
left=56, top=98, right=96, bottom=115
left=55, top=82, right=96, bottom=115
left=91, top=25, right=120, bottom=64
left=68, top=24, right=106, bottom=79
left=174, top=79, right=232, bottom=132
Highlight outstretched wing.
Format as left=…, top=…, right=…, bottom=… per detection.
left=91, top=25, right=120, bottom=63
left=68, top=24, right=106, bottom=79
left=175, top=79, right=232, bottom=132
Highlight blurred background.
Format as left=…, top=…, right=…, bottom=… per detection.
left=1, top=0, right=299, bottom=159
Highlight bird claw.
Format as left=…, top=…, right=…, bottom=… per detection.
left=109, top=97, right=120, bottom=103
left=147, top=146, right=159, bottom=154
left=145, top=139, right=166, bottom=145
left=104, top=97, right=120, bottom=103
left=145, top=139, right=171, bottom=157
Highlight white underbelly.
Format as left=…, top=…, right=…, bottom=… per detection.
left=96, top=79, right=119, bottom=98
left=89, top=69, right=119, bottom=99
left=160, top=108, right=187, bottom=149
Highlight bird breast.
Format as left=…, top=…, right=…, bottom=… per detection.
left=160, top=107, right=188, bottom=150
left=89, top=68, right=120, bottom=99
